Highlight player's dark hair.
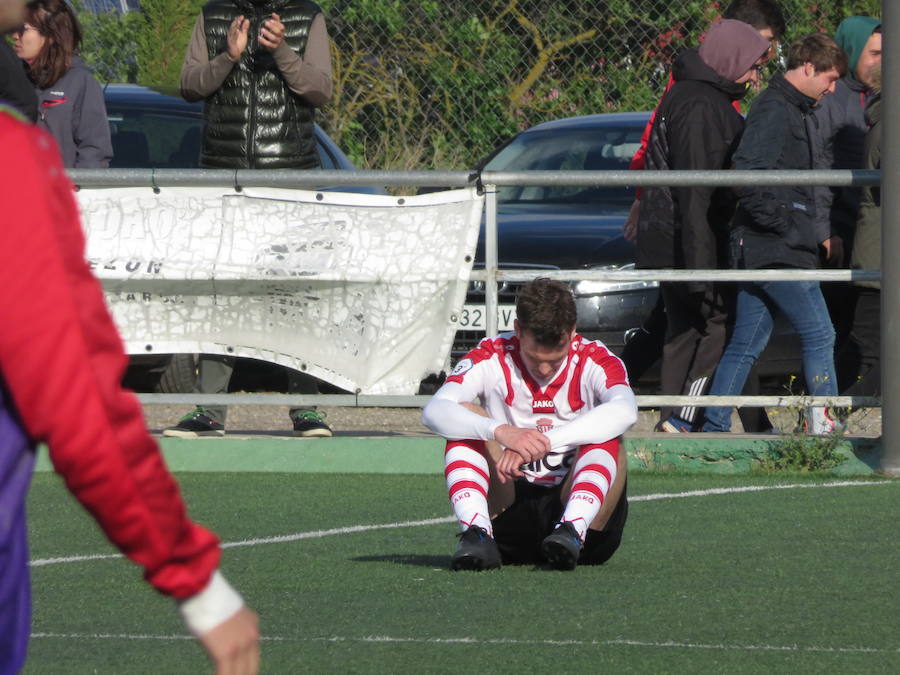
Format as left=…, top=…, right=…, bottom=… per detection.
left=515, top=278, right=576, bottom=346
left=786, top=32, right=848, bottom=76
left=724, top=0, right=786, bottom=39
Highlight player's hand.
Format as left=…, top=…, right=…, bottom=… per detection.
left=496, top=449, right=526, bottom=483
left=493, top=424, right=550, bottom=463
left=623, top=198, right=640, bottom=242
left=226, top=16, right=250, bottom=62
left=198, top=607, right=260, bottom=675
left=259, top=13, right=285, bottom=51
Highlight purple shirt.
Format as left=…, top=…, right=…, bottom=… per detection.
left=0, top=381, right=36, bottom=673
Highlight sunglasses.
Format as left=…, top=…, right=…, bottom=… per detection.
left=11, top=23, right=38, bottom=36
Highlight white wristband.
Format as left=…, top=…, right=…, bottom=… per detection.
left=177, top=570, right=245, bottom=636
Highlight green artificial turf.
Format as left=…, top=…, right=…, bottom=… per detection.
left=23, top=472, right=900, bottom=674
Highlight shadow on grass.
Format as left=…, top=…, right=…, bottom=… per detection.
left=353, top=553, right=556, bottom=571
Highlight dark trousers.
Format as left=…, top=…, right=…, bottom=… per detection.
left=195, top=354, right=318, bottom=425
left=836, top=287, right=880, bottom=397
left=659, top=282, right=729, bottom=425
left=626, top=292, right=772, bottom=432
left=822, top=280, right=856, bottom=358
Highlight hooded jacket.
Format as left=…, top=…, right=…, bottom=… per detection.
left=730, top=74, right=820, bottom=270
left=636, top=21, right=769, bottom=290
left=849, top=81, right=881, bottom=289
left=33, top=55, right=112, bottom=168
left=0, top=41, right=37, bottom=122
left=0, top=111, right=222, bottom=672
left=811, top=16, right=880, bottom=247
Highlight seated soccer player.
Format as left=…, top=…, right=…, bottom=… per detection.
left=422, top=278, right=638, bottom=570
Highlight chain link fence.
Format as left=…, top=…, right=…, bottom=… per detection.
left=315, top=0, right=880, bottom=169
left=78, top=0, right=880, bottom=169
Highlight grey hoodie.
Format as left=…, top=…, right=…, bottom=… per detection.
left=34, top=55, right=112, bottom=168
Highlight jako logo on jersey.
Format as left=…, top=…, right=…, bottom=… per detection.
left=535, top=417, right=554, bottom=433
left=450, top=358, right=473, bottom=376
left=532, top=398, right=555, bottom=414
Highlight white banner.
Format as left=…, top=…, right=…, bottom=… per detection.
left=77, top=187, right=483, bottom=395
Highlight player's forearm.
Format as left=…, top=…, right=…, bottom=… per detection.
left=178, top=570, right=246, bottom=636
left=422, top=396, right=502, bottom=441
left=544, top=387, right=637, bottom=449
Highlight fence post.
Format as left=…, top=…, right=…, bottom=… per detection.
left=484, top=183, right=499, bottom=338
left=881, top=1, right=899, bottom=475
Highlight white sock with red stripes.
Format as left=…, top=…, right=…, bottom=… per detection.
left=559, top=442, right=619, bottom=543
left=444, top=440, right=493, bottom=535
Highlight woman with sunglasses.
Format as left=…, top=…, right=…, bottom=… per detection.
left=12, top=0, right=111, bottom=167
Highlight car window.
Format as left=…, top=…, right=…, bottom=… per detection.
left=107, top=110, right=203, bottom=169
left=484, top=125, right=643, bottom=208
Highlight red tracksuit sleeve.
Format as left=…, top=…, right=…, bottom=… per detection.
left=628, top=72, right=677, bottom=198
left=0, top=115, right=220, bottom=599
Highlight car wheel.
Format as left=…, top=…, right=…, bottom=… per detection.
left=156, top=353, right=197, bottom=393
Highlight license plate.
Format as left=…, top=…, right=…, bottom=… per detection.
left=458, top=304, right=517, bottom=331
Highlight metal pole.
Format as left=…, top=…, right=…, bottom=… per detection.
left=484, top=183, right=499, bottom=338
left=880, top=1, right=900, bottom=474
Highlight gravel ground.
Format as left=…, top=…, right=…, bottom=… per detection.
left=141, top=404, right=881, bottom=438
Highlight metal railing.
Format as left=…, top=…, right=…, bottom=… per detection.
left=72, top=167, right=881, bottom=416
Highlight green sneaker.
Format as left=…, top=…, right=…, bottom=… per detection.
left=162, top=407, right=225, bottom=438
left=291, top=410, right=333, bottom=437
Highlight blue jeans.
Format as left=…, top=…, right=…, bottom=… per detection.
left=703, top=280, right=836, bottom=432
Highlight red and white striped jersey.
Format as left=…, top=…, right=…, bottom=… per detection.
left=433, top=332, right=633, bottom=486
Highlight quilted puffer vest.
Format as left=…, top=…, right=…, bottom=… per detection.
left=201, top=0, right=321, bottom=168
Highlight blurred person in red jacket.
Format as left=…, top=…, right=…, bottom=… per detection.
left=0, top=0, right=259, bottom=671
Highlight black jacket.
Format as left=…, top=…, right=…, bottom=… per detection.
left=636, top=48, right=747, bottom=293
left=201, top=0, right=320, bottom=169
left=849, top=91, right=881, bottom=289
left=810, top=76, right=876, bottom=248
left=0, top=41, right=37, bottom=122
left=730, top=73, right=819, bottom=270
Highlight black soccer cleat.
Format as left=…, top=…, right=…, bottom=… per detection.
left=541, top=521, right=583, bottom=571
left=450, top=525, right=501, bottom=571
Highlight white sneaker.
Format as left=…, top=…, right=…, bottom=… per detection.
left=803, top=407, right=844, bottom=435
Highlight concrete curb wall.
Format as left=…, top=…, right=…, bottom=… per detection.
left=33, top=435, right=883, bottom=475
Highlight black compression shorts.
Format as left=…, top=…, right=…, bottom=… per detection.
left=491, top=479, right=628, bottom=566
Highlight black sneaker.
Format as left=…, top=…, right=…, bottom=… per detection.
left=291, top=410, right=333, bottom=437
left=541, top=522, right=583, bottom=571
left=450, top=525, right=502, bottom=571
left=162, top=407, right=225, bottom=438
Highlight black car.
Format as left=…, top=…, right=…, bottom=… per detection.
left=101, top=84, right=383, bottom=392
left=453, top=112, right=658, bottom=358
left=104, top=83, right=382, bottom=192
left=455, top=112, right=800, bottom=388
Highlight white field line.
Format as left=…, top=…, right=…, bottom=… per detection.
left=29, top=480, right=894, bottom=568
left=28, top=633, right=899, bottom=654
